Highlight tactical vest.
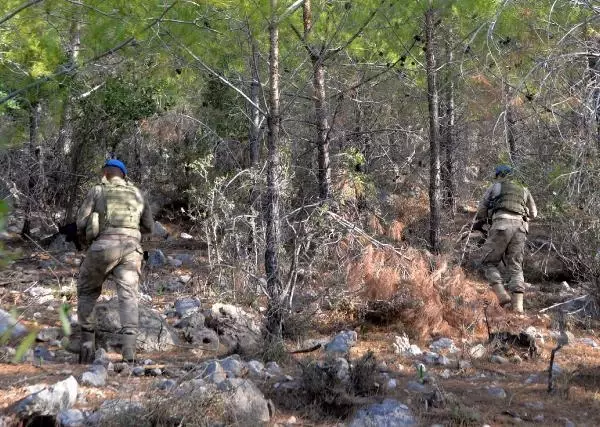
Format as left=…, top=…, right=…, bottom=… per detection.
left=491, top=181, right=527, bottom=216
left=101, top=182, right=143, bottom=230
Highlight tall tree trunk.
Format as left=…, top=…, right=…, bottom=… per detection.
left=57, top=20, right=80, bottom=157
left=441, top=35, right=456, bottom=216
left=313, top=59, right=330, bottom=200
left=265, top=0, right=283, bottom=340
left=249, top=34, right=261, bottom=166
left=22, top=101, right=42, bottom=237
left=303, top=0, right=330, bottom=200
left=425, top=6, right=441, bottom=253
left=504, top=82, right=518, bottom=165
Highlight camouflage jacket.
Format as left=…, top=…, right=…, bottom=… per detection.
left=76, top=176, right=154, bottom=241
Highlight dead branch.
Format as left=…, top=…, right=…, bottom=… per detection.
left=539, top=294, right=589, bottom=313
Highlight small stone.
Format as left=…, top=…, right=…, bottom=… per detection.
left=469, top=344, right=487, bottom=359
left=33, top=346, right=55, bottom=361
left=325, top=330, right=358, bottom=354
left=286, top=415, right=297, bottom=425
left=349, top=399, right=417, bottom=427
left=533, top=414, right=544, bottom=422
left=174, top=297, right=201, bottom=317
left=149, top=368, right=162, bottom=377
left=436, top=355, right=451, bottom=366
left=148, top=249, right=167, bottom=267
left=58, top=409, right=85, bottom=426
left=168, top=257, right=183, bottom=268
left=386, top=378, right=397, bottom=390
left=552, top=363, right=562, bottom=374
left=14, top=376, right=78, bottom=416
left=406, top=381, right=427, bottom=393
left=180, top=232, right=193, bottom=240
left=153, top=221, right=169, bottom=238
left=36, top=327, right=62, bottom=342
left=221, top=356, right=246, bottom=378
left=265, top=361, right=283, bottom=377
left=93, top=348, right=110, bottom=367
left=393, top=334, right=421, bottom=356
left=525, top=401, right=544, bottom=410
left=490, top=355, right=509, bottom=364
left=510, top=355, right=523, bottom=364
left=81, top=365, right=107, bottom=387
left=525, top=374, right=541, bottom=384
left=174, top=253, right=195, bottom=265
left=178, top=274, right=192, bottom=284
left=246, top=360, right=265, bottom=379
left=423, top=352, right=439, bottom=365
left=579, top=338, right=598, bottom=348
left=132, top=367, right=145, bottom=377
left=156, top=379, right=177, bottom=391
left=559, top=418, right=575, bottom=427
left=143, top=359, right=154, bottom=366
left=486, top=386, right=506, bottom=399
left=458, top=360, right=472, bottom=369
left=440, top=369, right=451, bottom=379
left=430, top=337, right=459, bottom=353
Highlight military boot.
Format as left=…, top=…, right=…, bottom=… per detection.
left=511, top=292, right=524, bottom=313
left=491, top=283, right=511, bottom=307
left=79, top=328, right=96, bottom=364
left=120, top=331, right=137, bottom=363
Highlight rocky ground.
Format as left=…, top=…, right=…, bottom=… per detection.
left=1, top=223, right=600, bottom=427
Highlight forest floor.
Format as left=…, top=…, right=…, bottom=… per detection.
left=1, top=220, right=600, bottom=426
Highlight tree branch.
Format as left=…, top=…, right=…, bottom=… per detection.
left=0, top=0, right=44, bottom=27
left=0, top=1, right=178, bottom=105
left=165, top=32, right=268, bottom=116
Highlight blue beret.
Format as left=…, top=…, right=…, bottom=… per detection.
left=495, top=164, right=512, bottom=177
left=103, top=159, right=127, bottom=176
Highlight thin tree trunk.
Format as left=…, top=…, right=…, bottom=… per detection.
left=504, top=82, right=518, bottom=165
left=303, top=0, right=330, bottom=200
left=249, top=35, right=261, bottom=166
left=425, top=5, right=441, bottom=253
left=265, top=0, right=283, bottom=340
left=57, top=20, right=80, bottom=157
left=441, top=35, right=456, bottom=216
left=313, top=59, right=330, bottom=200
left=22, top=101, right=42, bottom=237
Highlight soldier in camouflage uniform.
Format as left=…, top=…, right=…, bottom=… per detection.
left=76, top=159, right=153, bottom=363
left=476, top=165, right=537, bottom=313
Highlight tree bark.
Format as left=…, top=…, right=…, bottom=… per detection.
left=57, top=19, right=80, bottom=157
left=441, top=35, right=456, bottom=216
left=249, top=34, right=261, bottom=166
left=425, top=5, right=441, bottom=253
left=22, top=101, right=42, bottom=237
left=303, top=0, right=330, bottom=200
left=504, top=82, right=518, bottom=165
left=265, top=0, right=283, bottom=339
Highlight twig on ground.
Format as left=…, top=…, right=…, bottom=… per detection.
left=539, top=295, right=589, bottom=313
left=548, top=343, right=563, bottom=393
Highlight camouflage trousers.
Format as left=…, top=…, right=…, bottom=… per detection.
left=481, top=218, right=527, bottom=293
left=77, top=235, right=143, bottom=332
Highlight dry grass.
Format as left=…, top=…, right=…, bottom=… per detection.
left=347, top=245, right=493, bottom=342
left=296, top=352, right=379, bottom=419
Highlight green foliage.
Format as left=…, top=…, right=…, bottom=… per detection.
left=59, top=303, right=72, bottom=337
left=12, top=330, right=37, bottom=364
left=103, top=77, right=159, bottom=122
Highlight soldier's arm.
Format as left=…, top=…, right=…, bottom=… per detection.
left=476, top=185, right=494, bottom=220
left=75, top=186, right=100, bottom=231
left=139, top=197, right=154, bottom=235
left=525, top=188, right=537, bottom=219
